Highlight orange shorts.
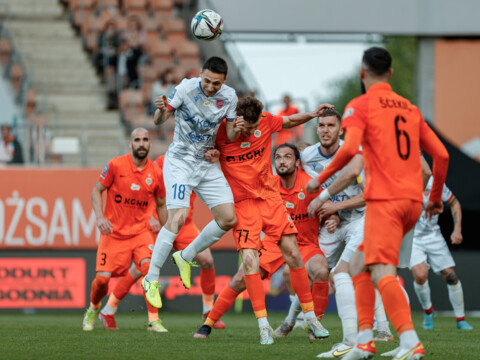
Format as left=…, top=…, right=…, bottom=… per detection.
left=359, top=199, right=422, bottom=266
left=173, top=220, right=200, bottom=251
left=96, top=231, right=154, bottom=277
left=234, top=196, right=297, bottom=251
left=258, top=239, right=324, bottom=279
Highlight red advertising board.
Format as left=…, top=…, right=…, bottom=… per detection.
left=0, top=258, right=86, bottom=308
left=0, top=168, right=236, bottom=250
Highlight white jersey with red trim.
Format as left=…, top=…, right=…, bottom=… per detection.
left=414, top=177, right=454, bottom=237
left=166, top=77, right=237, bottom=162
left=301, top=140, right=365, bottom=223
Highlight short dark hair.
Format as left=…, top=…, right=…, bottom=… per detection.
left=236, top=96, right=264, bottom=123
left=319, top=108, right=342, bottom=123
left=203, top=56, right=228, bottom=76
left=274, top=143, right=300, bottom=161
left=362, top=47, right=392, bottom=76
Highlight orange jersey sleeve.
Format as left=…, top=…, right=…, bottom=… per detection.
left=216, top=112, right=283, bottom=202
left=277, top=169, right=319, bottom=246
left=340, top=83, right=427, bottom=202
left=100, top=154, right=165, bottom=239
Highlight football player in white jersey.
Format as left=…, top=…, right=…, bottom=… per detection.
left=142, top=57, right=243, bottom=308
left=299, top=109, right=393, bottom=358
left=410, top=177, right=473, bottom=330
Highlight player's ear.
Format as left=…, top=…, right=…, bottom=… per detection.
left=360, top=66, right=365, bottom=79
left=388, top=68, right=393, bottom=79
left=339, top=128, right=344, bottom=137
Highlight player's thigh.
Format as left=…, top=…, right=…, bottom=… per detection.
left=233, top=199, right=263, bottom=251
left=131, top=231, right=155, bottom=268
left=163, top=156, right=194, bottom=210
left=399, top=228, right=414, bottom=269
left=319, top=226, right=344, bottom=269
left=195, top=163, right=234, bottom=209
left=409, top=236, right=428, bottom=269
left=341, top=217, right=364, bottom=264
left=423, top=233, right=456, bottom=274
left=96, top=235, right=132, bottom=277
left=302, top=246, right=328, bottom=281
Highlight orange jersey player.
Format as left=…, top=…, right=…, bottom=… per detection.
left=194, top=143, right=337, bottom=341
left=274, top=94, right=301, bottom=147
left=307, top=47, right=449, bottom=360
left=99, top=155, right=225, bottom=332
left=195, top=96, right=334, bottom=344
left=82, top=128, right=167, bottom=332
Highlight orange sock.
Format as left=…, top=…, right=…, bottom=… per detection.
left=352, top=272, right=375, bottom=331
left=312, top=281, right=329, bottom=319
left=139, top=261, right=158, bottom=322
left=205, top=285, right=239, bottom=327
left=244, top=272, right=267, bottom=319
left=90, top=274, right=110, bottom=309
left=378, top=275, right=414, bottom=335
left=201, top=268, right=216, bottom=311
left=111, top=272, right=137, bottom=305
left=290, top=267, right=314, bottom=313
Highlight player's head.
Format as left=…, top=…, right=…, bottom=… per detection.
left=274, top=143, right=300, bottom=177
left=129, top=127, right=150, bottom=160
left=200, top=57, right=228, bottom=97
left=361, top=47, right=393, bottom=85
left=317, top=108, right=342, bottom=149
left=236, top=96, right=264, bottom=136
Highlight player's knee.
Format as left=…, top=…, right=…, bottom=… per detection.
left=311, top=266, right=329, bottom=282
left=230, top=271, right=246, bottom=292
left=217, top=214, right=237, bottom=230
left=94, top=273, right=110, bottom=289
left=197, top=254, right=214, bottom=269
left=443, top=269, right=458, bottom=285
left=412, top=266, right=428, bottom=284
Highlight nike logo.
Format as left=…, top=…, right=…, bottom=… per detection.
left=332, top=348, right=352, bottom=357
left=120, top=175, right=127, bottom=177
left=289, top=225, right=294, bottom=229
left=394, top=343, right=424, bottom=360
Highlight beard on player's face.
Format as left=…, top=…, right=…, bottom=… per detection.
left=132, top=145, right=149, bottom=160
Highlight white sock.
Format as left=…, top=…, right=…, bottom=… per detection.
left=413, top=280, right=432, bottom=311
left=374, top=289, right=389, bottom=332
left=447, top=281, right=465, bottom=318
left=334, top=272, right=357, bottom=345
left=101, top=304, right=116, bottom=315
left=399, top=330, right=419, bottom=349
left=146, top=228, right=176, bottom=282
left=357, top=329, right=373, bottom=345
left=303, top=310, right=316, bottom=321
left=258, top=316, right=269, bottom=329
left=182, top=220, right=226, bottom=262
left=284, top=295, right=301, bottom=325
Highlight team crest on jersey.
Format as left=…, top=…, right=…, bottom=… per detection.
left=298, top=192, right=306, bottom=200
left=343, top=107, right=354, bottom=119
left=240, top=142, right=251, bottom=148
left=254, top=129, right=261, bottom=138
left=203, top=99, right=212, bottom=106
left=131, top=183, right=140, bottom=191
left=146, top=176, right=152, bottom=185
left=216, top=99, right=224, bottom=109
left=285, top=201, right=295, bottom=209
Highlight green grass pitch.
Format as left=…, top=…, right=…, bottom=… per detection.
left=1, top=312, right=478, bottom=359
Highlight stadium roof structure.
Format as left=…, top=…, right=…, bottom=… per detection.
left=203, top=0, right=480, bottom=38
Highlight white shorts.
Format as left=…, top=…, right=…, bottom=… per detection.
left=398, top=228, right=414, bottom=269
left=409, top=231, right=455, bottom=274
left=163, top=155, right=234, bottom=210
left=319, top=216, right=364, bottom=269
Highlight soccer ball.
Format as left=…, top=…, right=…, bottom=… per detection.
left=191, top=9, right=223, bottom=41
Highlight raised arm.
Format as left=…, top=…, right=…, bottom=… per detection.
left=282, top=103, right=334, bottom=129
left=153, top=95, right=174, bottom=125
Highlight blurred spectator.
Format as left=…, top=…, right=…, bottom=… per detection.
left=151, top=68, right=176, bottom=106
left=96, top=19, right=120, bottom=76
left=0, top=125, right=23, bottom=164
left=274, top=94, right=301, bottom=147
left=122, top=15, right=146, bottom=52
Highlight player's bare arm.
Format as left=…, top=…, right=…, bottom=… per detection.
left=153, top=95, right=173, bottom=125
left=448, top=196, right=463, bottom=245
left=91, top=180, right=113, bottom=235
left=420, top=154, right=432, bottom=188
left=226, top=116, right=246, bottom=141
left=155, top=196, right=168, bottom=227
left=282, top=103, right=334, bottom=129
left=319, top=193, right=365, bottom=219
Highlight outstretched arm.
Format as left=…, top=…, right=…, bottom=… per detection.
left=282, top=103, right=334, bottom=129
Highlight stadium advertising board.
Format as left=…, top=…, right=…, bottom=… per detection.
left=0, top=168, right=235, bottom=250
left=0, top=258, right=86, bottom=308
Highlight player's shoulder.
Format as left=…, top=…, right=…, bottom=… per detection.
left=301, top=143, right=319, bottom=160
left=219, top=83, right=237, bottom=98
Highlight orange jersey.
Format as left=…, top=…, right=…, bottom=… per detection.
left=276, top=169, right=319, bottom=246
left=318, top=82, right=448, bottom=203
left=99, top=154, right=165, bottom=239
left=216, top=112, right=284, bottom=202
left=274, top=105, right=301, bottom=147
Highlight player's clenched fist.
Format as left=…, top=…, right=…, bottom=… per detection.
left=155, top=95, right=168, bottom=111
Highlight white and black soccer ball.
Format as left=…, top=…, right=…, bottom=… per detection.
left=191, top=9, right=223, bottom=41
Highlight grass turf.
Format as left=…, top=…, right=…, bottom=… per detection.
left=1, top=312, right=478, bottom=359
